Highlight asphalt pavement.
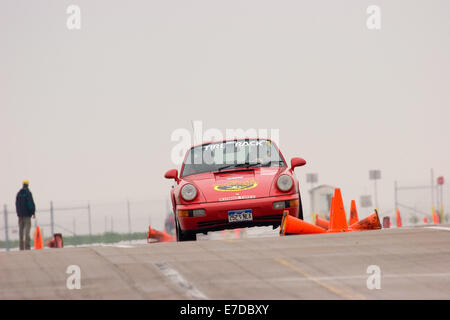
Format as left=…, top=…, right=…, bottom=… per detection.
left=1, top=225, right=450, bottom=299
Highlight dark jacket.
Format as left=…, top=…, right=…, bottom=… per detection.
left=15, top=187, right=36, bottom=217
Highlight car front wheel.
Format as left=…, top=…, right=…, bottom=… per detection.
left=175, top=218, right=197, bottom=242
left=298, top=192, right=304, bottom=220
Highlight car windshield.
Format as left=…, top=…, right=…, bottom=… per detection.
left=181, top=139, right=286, bottom=177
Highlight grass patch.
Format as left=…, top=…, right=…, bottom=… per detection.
left=0, top=232, right=147, bottom=249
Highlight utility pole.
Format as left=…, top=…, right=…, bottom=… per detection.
left=394, top=181, right=398, bottom=211
left=127, top=200, right=132, bottom=242
left=3, top=205, right=9, bottom=252
left=50, top=201, right=54, bottom=236
left=431, top=169, right=435, bottom=213
left=441, top=184, right=444, bottom=222
left=306, top=173, right=318, bottom=216
left=369, top=170, right=381, bottom=210
left=437, top=176, right=445, bottom=223
left=306, top=173, right=318, bottom=190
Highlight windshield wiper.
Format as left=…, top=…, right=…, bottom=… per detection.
left=217, top=160, right=284, bottom=172
left=217, top=162, right=260, bottom=171
left=217, top=164, right=236, bottom=171
left=217, top=162, right=254, bottom=171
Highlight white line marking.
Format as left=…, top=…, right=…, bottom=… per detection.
left=426, top=226, right=450, bottom=231
left=99, top=244, right=135, bottom=248
left=208, top=272, right=450, bottom=284
left=154, top=262, right=208, bottom=300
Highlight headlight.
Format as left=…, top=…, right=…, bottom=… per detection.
left=277, top=174, right=293, bottom=192
left=181, top=184, right=197, bottom=201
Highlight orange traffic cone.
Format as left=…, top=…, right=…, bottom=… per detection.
left=349, top=200, right=359, bottom=225
left=328, top=188, right=349, bottom=233
left=314, top=214, right=329, bottom=230
left=329, top=196, right=335, bottom=218
left=349, top=210, right=382, bottom=231
left=147, top=225, right=174, bottom=243
left=160, top=230, right=174, bottom=242
left=432, top=207, right=440, bottom=224
left=34, top=226, right=43, bottom=250
left=424, top=216, right=429, bottom=224
left=280, top=211, right=326, bottom=236
left=396, top=209, right=402, bottom=227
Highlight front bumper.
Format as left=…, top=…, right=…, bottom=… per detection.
left=177, top=194, right=299, bottom=234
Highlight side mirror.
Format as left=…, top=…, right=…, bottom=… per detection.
left=164, top=169, right=179, bottom=182
left=291, top=157, right=306, bottom=170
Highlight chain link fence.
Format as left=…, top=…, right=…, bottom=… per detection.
left=1, top=197, right=170, bottom=251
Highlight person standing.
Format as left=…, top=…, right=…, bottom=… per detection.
left=15, top=180, right=36, bottom=250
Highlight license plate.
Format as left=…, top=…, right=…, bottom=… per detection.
left=228, top=209, right=253, bottom=223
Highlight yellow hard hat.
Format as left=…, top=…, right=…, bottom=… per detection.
left=23, top=180, right=29, bottom=186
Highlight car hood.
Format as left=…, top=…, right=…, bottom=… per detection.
left=185, top=167, right=285, bottom=203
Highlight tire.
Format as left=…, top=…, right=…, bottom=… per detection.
left=298, top=192, right=304, bottom=220
left=175, top=218, right=197, bottom=242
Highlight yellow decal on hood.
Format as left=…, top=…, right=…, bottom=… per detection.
left=214, top=180, right=258, bottom=192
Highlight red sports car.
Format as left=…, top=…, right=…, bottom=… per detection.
left=164, top=138, right=306, bottom=241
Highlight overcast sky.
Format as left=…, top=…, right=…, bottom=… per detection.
left=1, top=1, right=449, bottom=234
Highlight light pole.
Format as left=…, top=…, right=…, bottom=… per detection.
left=306, top=173, right=318, bottom=217
left=369, top=170, right=381, bottom=209
left=360, top=195, right=372, bottom=208
left=50, top=201, right=54, bottom=236
left=3, top=205, right=9, bottom=252
left=306, top=173, right=318, bottom=189
left=437, top=176, right=444, bottom=223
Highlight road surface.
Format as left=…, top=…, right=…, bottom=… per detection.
left=1, top=225, right=450, bottom=299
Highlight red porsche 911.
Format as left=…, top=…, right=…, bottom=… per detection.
left=164, top=138, right=306, bottom=241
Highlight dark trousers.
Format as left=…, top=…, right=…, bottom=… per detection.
left=18, top=217, right=31, bottom=250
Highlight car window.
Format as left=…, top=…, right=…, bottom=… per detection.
left=181, top=139, right=286, bottom=177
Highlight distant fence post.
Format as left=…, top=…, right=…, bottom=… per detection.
left=50, top=201, right=54, bottom=236
left=73, top=217, right=77, bottom=246
left=3, top=205, right=9, bottom=252
left=87, top=202, right=92, bottom=243
left=127, top=200, right=131, bottom=242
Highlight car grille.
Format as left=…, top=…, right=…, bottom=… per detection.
left=196, top=214, right=283, bottom=228
left=253, top=214, right=283, bottom=221
left=197, top=220, right=228, bottom=227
